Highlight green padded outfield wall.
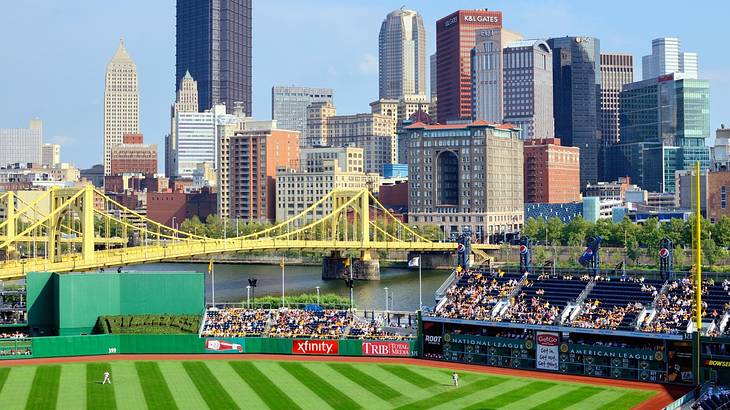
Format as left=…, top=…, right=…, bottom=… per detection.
left=26, top=272, right=204, bottom=336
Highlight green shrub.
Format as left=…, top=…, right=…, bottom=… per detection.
left=94, top=314, right=201, bottom=335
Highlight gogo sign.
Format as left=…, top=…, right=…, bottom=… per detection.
left=362, top=342, right=411, bottom=357
left=292, top=340, right=339, bottom=355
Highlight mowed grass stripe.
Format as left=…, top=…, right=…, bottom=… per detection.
left=328, top=363, right=401, bottom=401
left=529, top=386, right=604, bottom=410
left=462, top=381, right=556, bottom=410
left=182, top=361, right=239, bottom=410
left=378, top=364, right=439, bottom=388
left=279, top=362, right=361, bottom=410
left=135, top=362, right=178, bottom=410
left=0, top=367, right=36, bottom=410
left=204, top=361, right=268, bottom=409
left=0, top=367, right=10, bottom=393
left=86, top=362, right=116, bottom=410
left=230, top=361, right=301, bottom=410
left=25, top=365, right=61, bottom=410
left=429, top=379, right=527, bottom=410
left=56, top=364, right=85, bottom=409
left=563, top=390, right=626, bottom=410
left=111, top=361, right=146, bottom=410
left=157, top=362, right=207, bottom=410
left=595, top=390, right=656, bottom=410
left=394, top=378, right=505, bottom=410
left=500, top=384, right=578, bottom=410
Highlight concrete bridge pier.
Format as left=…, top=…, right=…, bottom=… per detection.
left=322, top=250, right=380, bottom=280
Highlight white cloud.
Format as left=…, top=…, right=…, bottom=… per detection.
left=358, top=53, right=378, bottom=75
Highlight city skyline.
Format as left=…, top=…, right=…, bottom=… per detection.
left=1, top=0, right=728, bottom=168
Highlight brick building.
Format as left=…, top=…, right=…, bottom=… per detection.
left=146, top=189, right=217, bottom=227
left=110, top=133, right=158, bottom=176
left=523, top=138, right=580, bottom=203
left=228, top=129, right=299, bottom=222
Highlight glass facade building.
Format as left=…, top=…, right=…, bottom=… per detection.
left=176, top=0, right=252, bottom=114
left=607, top=74, right=710, bottom=192
left=271, top=86, right=333, bottom=136
left=547, top=36, right=601, bottom=190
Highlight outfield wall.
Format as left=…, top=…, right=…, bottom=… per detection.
left=26, top=272, right=204, bottom=336
left=23, top=334, right=416, bottom=358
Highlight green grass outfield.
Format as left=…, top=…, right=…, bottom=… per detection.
left=0, top=360, right=656, bottom=410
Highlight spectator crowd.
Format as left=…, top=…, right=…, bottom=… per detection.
left=200, top=307, right=407, bottom=339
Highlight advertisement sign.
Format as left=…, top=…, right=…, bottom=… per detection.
left=292, top=340, right=338, bottom=355
left=362, top=341, right=411, bottom=357
left=445, top=334, right=532, bottom=350
left=536, top=332, right=559, bottom=371
left=205, top=339, right=243, bottom=353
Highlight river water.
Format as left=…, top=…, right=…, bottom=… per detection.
left=127, top=263, right=450, bottom=312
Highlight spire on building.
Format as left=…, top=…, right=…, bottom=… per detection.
left=110, top=38, right=134, bottom=65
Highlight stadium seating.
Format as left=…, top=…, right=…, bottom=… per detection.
left=571, top=279, right=660, bottom=330
left=200, top=307, right=407, bottom=339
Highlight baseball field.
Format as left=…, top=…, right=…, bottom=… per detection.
left=0, top=355, right=671, bottom=410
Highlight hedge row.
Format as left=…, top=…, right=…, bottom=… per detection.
left=95, top=314, right=201, bottom=334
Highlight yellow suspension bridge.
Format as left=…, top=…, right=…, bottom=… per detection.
left=0, top=186, right=497, bottom=280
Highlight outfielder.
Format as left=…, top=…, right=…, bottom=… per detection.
left=102, top=371, right=111, bottom=385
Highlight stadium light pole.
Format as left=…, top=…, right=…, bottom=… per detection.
left=384, top=287, right=389, bottom=311
left=315, top=286, right=320, bottom=306
left=281, top=257, right=286, bottom=307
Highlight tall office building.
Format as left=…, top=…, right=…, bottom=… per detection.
left=276, top=146, right=379, bottom=222
left=429, top=53, right=438, bottom=122
left=600, top=53, right=634, bottom=147
left=41, top=143, right=61, bottom=166
left=0, top=119, right=43, bottom=167
left=547, top=36, right=601, bottom=189
left=176, top=0, right=252, bottom=113
left=110, top=134, right=158, bottom=176
left=406, top=122, right=523, bottom=242
left=175, top=104, right=227, bottom=178
left=470, top=29, right=523, bottom=122
left=502, top=39, right=554, bottom=139
left=103, top=40, right=139, bottom=175
left=523, top=138, right=580, bottom=203
left=304, top=102, right=337, bottom=147
left=166, top=71, right=199, bottom=177
left=271, top=86, right=333, bottom=136
left=642, top=37, right=698, bottom=80
left=436, top=10, right=503, bottom=122
left=323, top=113, right=397, bottom=174
left=379, top=8, right=427, bottom=100
left=607, top=73, right=710, bottom=192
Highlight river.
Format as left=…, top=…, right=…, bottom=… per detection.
left=127, top=263, right=450, bottom=312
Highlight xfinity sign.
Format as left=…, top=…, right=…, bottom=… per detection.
left=464, top=15, right=500, bottom=24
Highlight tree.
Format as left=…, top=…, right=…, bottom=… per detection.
left=532, top=246, right=548, bottom=267
left=522, top=218, right=546, bottom=243
left=703, top=238, right=727, bottom=266
left=204, top=215, right=224, bottom=238
left=662, top=218, right=688, bottom=247
left=712, top=216, right=730, bottom=247
left=545, top=218, right=564, bottom=246
left=562, top=217, right=589, bottom=247
left=179, top=216, right=205, bottom=236
left=588, top=219, right=614, bottom=244
left=638, top=217, right=662, bottom=249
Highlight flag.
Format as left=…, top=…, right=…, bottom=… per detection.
left=408, top=256, right=420, bottom=268
left=279, top=258, right=285, bottom=268
left=344, top=257, right=351, bottom=268
left=207, top=258, right=213, bottom=274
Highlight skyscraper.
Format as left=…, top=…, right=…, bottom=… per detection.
left=547, top=36, right=601, bottom=189
left=470, top=29, right=523, bottom=122
left=271, top=86, right=333, bottom=136
left=607, top=73, right=710, bottom=192
left=436, top=10, right=503, bottom=122
left=166, top=71, right=199, bottom=177
left=642, top=37, right=698, bottom=80
left=599, top=53, right=634, bottom=146
left=429, top=53, right=438, bottom=122
left=103, top=40, right=139, bottom=176
left=503, top=39, right=554, bottom=140
left=0, top=119, right=43, bottom=167
left=176, top=0, right=252, bottom=113
left=379, top=8, right=427, bottom=100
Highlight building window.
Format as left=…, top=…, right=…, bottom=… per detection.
left=722, top=186, right=727, bottom=209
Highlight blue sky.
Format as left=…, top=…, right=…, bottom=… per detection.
left=1, top=0, right=728, bottom=169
